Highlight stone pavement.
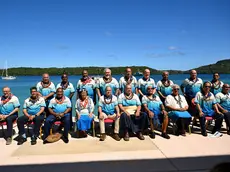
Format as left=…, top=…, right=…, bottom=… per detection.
left=0, top=128, right=230, bottom=172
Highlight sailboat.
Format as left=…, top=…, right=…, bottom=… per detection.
left=1, top=61, right=16, bottom=80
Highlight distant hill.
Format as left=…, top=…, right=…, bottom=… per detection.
left=0, top=59, right=229, bottom=75
left=186, top=59, right=230, bottom=74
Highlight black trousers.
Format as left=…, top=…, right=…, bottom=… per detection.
left=17, top=114, right=44, bottom=137
left=223, top=112, right=230, bottom=131
left=120, top=112, right=149, bottom=133
left=1, top=113, right=18, bottom=138
left=199, top=113, right=224, bottom=133
left=176, top=118, right=191, bottom=132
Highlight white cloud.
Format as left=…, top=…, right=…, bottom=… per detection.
left=168, top=46, right=178, bottom=50
left=146, top=51, right=185, bottom=58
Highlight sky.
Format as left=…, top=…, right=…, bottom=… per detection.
left=0, top=0, right=230, bottom=70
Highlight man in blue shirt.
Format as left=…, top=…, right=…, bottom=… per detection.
left=0, top=87, right=20, bottom=145
left=43, top=88, right=72, bottom=143
left=17, top=87, right=45, bottom=145
left=215, top=84, right=230, bottom=135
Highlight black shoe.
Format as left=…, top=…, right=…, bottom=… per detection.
left=150, top=132, right=155, bottom=139
left=31, top=137, right=37, bottom=145
left=62, top=136, right=69, bottom=143
left=137, top=132, right=145, bottom=140
left=161, top=133, right=170, bottom=139
left=124, top=132, right=129, bottom=141
left=17, top=137, right=27, bottom=145
left=202, top=131, right=207, bottom=137
left=227, top=131, right=230, bottom=135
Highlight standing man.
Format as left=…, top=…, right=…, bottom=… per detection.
left=96, top=68, right=119, bottom=98
left=56, top=73, right=75, bottom=100
left=211, top=73, right=224, bottom=96
left=181, top=70, right=203, bottom=114
left=17, top=87, right=45, bottom=145
left=137, top=69, right=156, bottom=99
left=36, top=73, right=56, bottom=116
left=76, top=70, right=96, bottom=102
left=43, top=88, right=71, bottom=143
left=157, top=71, right=174, bottom=103
left=0, top=87, right=20, bottom=145
left=119, top=67, right=138, bottom=94
left=215, top=84, right=230, bottom=135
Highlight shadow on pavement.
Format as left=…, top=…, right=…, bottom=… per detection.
left=0, top=155, right=230, bottom=172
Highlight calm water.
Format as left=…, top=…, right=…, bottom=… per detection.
left=0, top=74, right=230, bottom=116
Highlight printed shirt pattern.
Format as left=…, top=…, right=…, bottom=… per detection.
left=195, top=91, right=216, bottom=116
left=119, top=76, right=137, bottom=93
left=56, top=82, right=75, bottom=98
left=98, top=95, right=118, bottom=115
left=23, top=97, right=46, bottom=115
left=215, top=92, right=230, bottom=111
left=0, top=95, right=20, bottom=115
left=48, top=96, right=72, bottom=114
left=181, top=78, right=203, bottom=98
left=75, top=97, right=94, bottom=115
left=156, top=80, right=174, bottom=97
left=96, top=77, right=119, bottom=96
left=142, top=95, right=162, bottom=115
left=138, top=78, right=156, bottom=95
left=76, top=78, right=96, bottom=100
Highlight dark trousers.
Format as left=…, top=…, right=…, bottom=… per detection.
left=44, top=114, right=70, bottom=138
left=2, top=113, right=18, bottom=138
left=199, top=113, right=224, bottom=133
left=223, top=112, right=230, bottom=131
left=17, top=114, right=44, bottom=137
left=120, top=112, right=148, bottom=133
left=176, top=118, right=191, bottom=132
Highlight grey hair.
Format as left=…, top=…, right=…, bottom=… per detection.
left=171, top=84, right=180, bottom=89
left=104, top=68, right=111, bottom=73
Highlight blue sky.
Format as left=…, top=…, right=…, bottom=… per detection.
left=0, top=0, right=229, bottom=70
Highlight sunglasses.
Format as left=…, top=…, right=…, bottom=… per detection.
left=204, top=86, right=211, bottom=88
left=173, top=88, right=179, bottom=90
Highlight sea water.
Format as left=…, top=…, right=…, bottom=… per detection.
left=0, top=74, right=229, bottom=116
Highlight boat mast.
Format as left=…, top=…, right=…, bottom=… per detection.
left=5, top=61, right=8, bottom=77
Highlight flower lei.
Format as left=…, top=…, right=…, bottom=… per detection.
left=41, top=81, right=51, bottom=88
left=124, top=76, right=133, bottom=84
left=80, top=97, right=88, bottom=109
left=1, top=94, right=13, bottom=104
left=61, top=82, right=69, bottom=90
left=161, top=79, right=171, bottom=87
left=125, top=93, right=134, bottom=100
left=103, top=76, right=112, bottom=83
left=81, top=77, right=92, bottom=85
left=55, top=96, right=65, bottom=104
left=211, top=80, right=221, bottom=90
left=147, top=94, right=156, bottom=101
left=104, top=95, right=113, bottom=104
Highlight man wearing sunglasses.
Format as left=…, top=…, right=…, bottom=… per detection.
left=142, top=86, right=170, bottom=139
left=165, top=84, right=191, bottom=136
left=195, top=81, right=223, bottom=137
left=215, top=84, right=230, bottom=135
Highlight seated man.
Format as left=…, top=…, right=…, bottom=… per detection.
left=17, top=87, right=45, bottom=145
left=195, top=81, right=223, bottom=137
left=118, top=84, right=148, bottom=141
left=142, top=86, right=170, bottom=139
left=165, top=84, right=191, bottom=136
left=215, top=84, right=230, bottom=135
left=0, top=86, right=20, bottom=145
left=98, top=86, right=120, bottom=141
left=44, top=88, right=71, bottom=143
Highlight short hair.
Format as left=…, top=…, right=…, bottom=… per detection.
left=203, top=81, right=211, bottom=87
left=56, top=87, right=63, bottom=92
left=2, top=86, right=10, bottom=91
left=104, top=68, right=111, bottom=73
left=172, top=84, right=180, bottom=89
left=105, top=86, right=112, bottom=90
left=30, top=86, right=37, bottom=92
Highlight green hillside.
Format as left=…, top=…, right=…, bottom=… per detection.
left=0, top=59, right=229, bottom=76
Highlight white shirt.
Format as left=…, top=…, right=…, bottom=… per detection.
left=165, top=94, right=188, bottom=109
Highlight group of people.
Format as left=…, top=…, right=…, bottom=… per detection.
left=0, top=67, right=230, bottom=145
